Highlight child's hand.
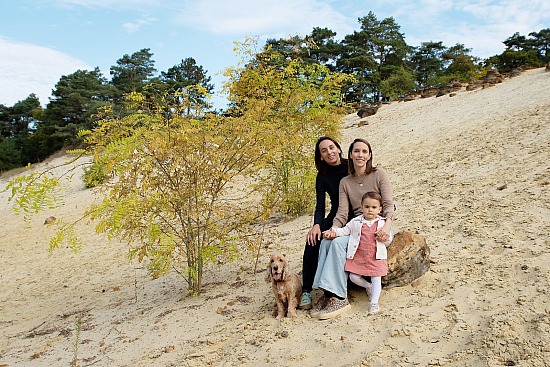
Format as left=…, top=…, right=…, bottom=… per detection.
left=376, top=227, right=391, bottom=243
left=322, top=229, right=336, bottom=240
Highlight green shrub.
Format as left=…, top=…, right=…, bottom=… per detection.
left=83, top=161, right=107, bottom=188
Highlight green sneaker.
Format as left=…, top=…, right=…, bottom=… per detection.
left=299, top=292, right=312, bottom=310
left=317, top=297, right=351, bottom=320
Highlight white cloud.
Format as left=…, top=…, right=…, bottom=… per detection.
left=122, top=16, right=158, bottom=33
left=369, top=0, right=549, bottom=58
left=460, top=0, right=550, bottom=24
left=173, top=0, right=353, bottom=37
left=434, top=0, right=549, bottom=57
left=0, top=38, right=91, bottom=106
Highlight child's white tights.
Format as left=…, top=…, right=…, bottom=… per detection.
left=349, top=273, right=382, bottom=304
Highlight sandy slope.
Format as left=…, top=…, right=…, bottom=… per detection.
left=1, top=67, right=549, bottom=367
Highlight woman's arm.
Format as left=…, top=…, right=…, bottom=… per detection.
left=306, top=175, right=326, bottom=245
left=376, top=168, right=394, bottom=242
left=313, top=174, right=327, bottom=226
left=377, top=168, right=394, bottom=220
left=332, top=180, right=350, bottom=228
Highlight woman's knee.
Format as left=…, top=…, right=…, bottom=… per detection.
left=330, top=235, right=349, bottom=253
left=318, top=238, right=332, bottom=253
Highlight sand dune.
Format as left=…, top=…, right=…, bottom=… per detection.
left=1, top=67, right=549, bottom=367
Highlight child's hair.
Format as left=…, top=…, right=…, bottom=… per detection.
left=362, top=191, right=382, bottom=205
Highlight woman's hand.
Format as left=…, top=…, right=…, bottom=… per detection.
left=376, top=221, right=392, bottom=243
left=306, top=224, right=322, bottom=246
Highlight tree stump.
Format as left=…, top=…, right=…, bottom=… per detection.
left=382, top=231, right=430, bottom=287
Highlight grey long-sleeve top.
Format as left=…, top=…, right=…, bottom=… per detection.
left=332, top=167, right=394, bottom=228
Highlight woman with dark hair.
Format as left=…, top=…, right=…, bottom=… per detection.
left=311, top=138, right=394, bottom=320
left=298, top=136, right=352, bottom=310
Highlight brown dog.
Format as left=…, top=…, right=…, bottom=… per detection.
left=265, top=253, right=302, bottom=318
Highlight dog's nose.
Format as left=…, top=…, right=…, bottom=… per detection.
left=273, top=266, right=278, bottom=271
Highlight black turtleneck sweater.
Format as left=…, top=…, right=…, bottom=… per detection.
left=313, top=160, right=351, bottom=229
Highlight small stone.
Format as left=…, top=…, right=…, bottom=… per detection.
left=163, top=345, right=175, bottom=353
left=44, top=216, right=57, bottom=225
left=148, top=351, right=162, bottom=359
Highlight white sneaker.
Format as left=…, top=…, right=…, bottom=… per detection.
left=369, top=303, right=379, bottom=314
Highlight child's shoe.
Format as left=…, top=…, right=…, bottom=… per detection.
left=369, top=303, right=379, bottom=314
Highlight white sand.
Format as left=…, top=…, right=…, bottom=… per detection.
left=1, top=67, right=549, bottom=367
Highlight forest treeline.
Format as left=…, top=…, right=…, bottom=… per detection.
left=1, top=12, right=549, bottom=172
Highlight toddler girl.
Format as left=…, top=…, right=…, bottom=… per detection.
left=324, top=191, right=393, bottom=313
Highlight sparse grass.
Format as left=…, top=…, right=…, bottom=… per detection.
left=70, top=315, right=82, bottom=367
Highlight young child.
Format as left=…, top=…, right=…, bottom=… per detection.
left=323, top=191, right=393, bottom=313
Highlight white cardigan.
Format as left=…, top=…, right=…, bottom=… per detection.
left=333, top=215, right=393, bottom=260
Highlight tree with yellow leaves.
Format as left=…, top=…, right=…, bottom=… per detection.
left=4, top=39, right=353, bottom=294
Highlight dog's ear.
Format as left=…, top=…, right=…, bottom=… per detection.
left=265, top=258, right=273, bottom=283
left=282, top=257, right=290, bottom=281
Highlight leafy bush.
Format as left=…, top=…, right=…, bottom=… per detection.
left=83, top=161, right=107, bottom=188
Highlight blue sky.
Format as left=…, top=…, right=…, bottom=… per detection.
left=1, top=0, right=548, bottom=109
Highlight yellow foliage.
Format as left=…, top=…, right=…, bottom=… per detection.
left=4, top=39, right=353, bottom=294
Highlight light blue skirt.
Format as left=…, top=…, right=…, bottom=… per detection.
left=312, top=235, right=349, bottom=299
